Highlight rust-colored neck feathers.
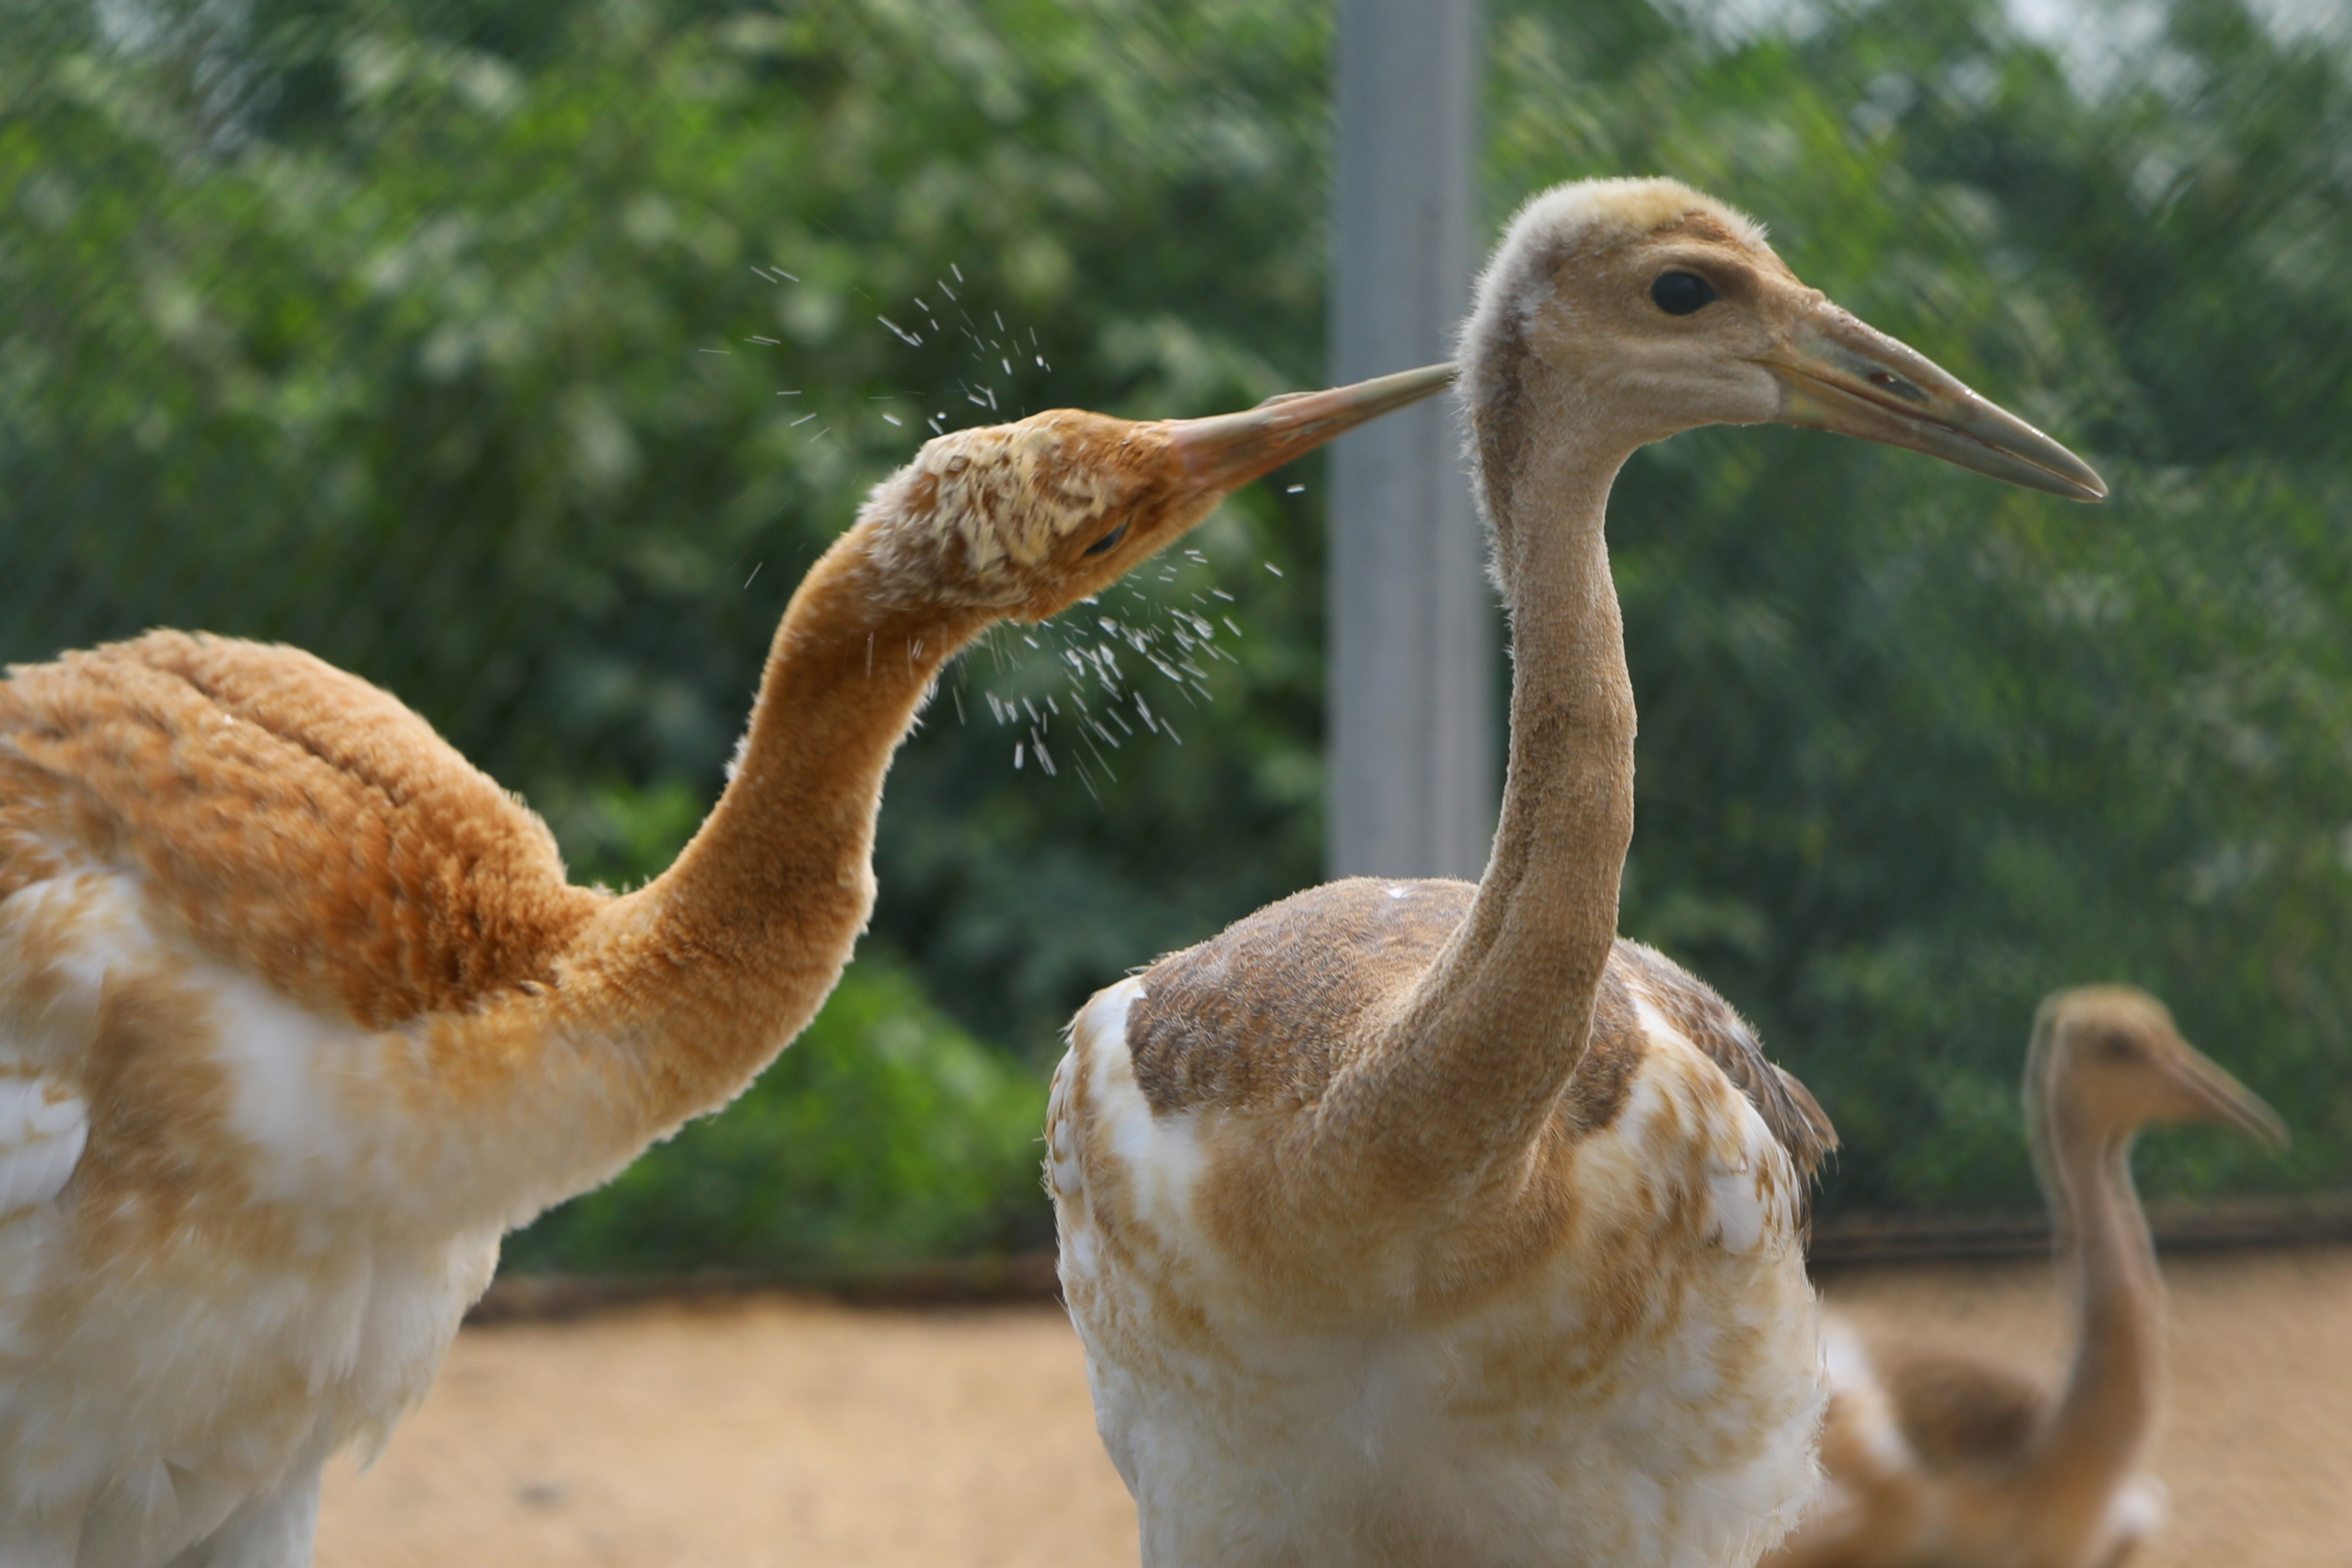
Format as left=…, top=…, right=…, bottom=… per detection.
left=540, top=409, right=1201, bottom=1141
left=179, top=382, right=1442, bottom=1221
left=550, top=518, right=991, bottom=1135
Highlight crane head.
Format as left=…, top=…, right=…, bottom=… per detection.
left=854, top=363, right=1455, bottom=622
left=1460, top=176, right=2106, bottom=503
left=2027, top=985, right=2289, bottom=1149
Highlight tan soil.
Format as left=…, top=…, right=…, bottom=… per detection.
left=317, top=1243, right=2352, bottom=1567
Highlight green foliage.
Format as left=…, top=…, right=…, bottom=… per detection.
left=504, top=951, right=1049, bottom=1273
left=6, top=0, right=2350, bottom=1269
left=494, top=777, right=1050, bottom=1276
left=502, top=781, right=1046, bottom=1275
left=1, top=0, right=1339, bottom=1058
left=1485, top=0, right=2352, bottom=1213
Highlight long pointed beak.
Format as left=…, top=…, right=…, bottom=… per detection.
left=1760, top=305, right=2107, bottom=502
left=2163, top=1042, right=2292, bottom=1151
left=1164, top=361, right=1457, bottom=492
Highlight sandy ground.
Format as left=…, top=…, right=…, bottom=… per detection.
left=317, top=1243, right=2352, bottom=1567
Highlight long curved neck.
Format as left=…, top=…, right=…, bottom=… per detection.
left=558, top=525, right=990, bottom=1129
left=1334, top=409, right=1638, bottom=1186
left=2027, top=1100, right=2165, bottom=1516
left=380, top=518, right=995, bottom=1235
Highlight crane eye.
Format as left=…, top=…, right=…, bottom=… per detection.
left=1651, top=271, right=1718, bottom=316
left=1083, top=521, right=1129, bottom=557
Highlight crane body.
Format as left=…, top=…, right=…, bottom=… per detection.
left=1050, top=178, right=2106, bottom=1567
left=0, top=366, right=1456, bottom=1567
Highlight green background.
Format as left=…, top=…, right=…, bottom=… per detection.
left=5, top=0, right=2347, bottom=1272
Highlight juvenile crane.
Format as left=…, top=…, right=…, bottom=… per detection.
left=1048, top=178, right=2107, bottom=1567
left=1763, top=986, right=2288, bottom=1568
left=0, top=363, right=1452, bottom=1568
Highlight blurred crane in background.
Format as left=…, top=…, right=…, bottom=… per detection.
left=1766, top=986, right=2288, bottom=1568
left=1049, top=177, right=2104, bottom=1567
left=0, top=366, right=1449, bottom=1568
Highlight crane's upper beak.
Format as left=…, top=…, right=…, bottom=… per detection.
left=2158, top=1040, right=2292, bottom=1151
left=1760, top=304, right=2107, bottom=502
left=1165, top=361, right=1457, bottom=493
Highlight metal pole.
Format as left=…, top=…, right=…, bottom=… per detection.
left=1328, top=0, right=1495, bottom=882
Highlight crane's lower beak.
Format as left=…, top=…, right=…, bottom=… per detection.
left=1166, top=361, right=1457, bottom=493
left=1760, top=306, right=2107, bottom=502
left=2162, top=1043, right=2292, bottom=1151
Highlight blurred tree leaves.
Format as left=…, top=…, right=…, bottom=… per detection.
left=1, top=0, right=1342, bottom=1062
left=504, top=951, right=1050, bottom=1272
left=1488, top=0, right=2352, bottom=1211
left=5, top=0, right=2351, bottom=1266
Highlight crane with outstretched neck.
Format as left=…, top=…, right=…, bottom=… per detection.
left=0, top=362, right=1453, bottom=1568
left=1048, top=177, right=2107, bottom=1567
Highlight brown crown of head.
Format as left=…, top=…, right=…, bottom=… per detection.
left=851, top=364, right=1458, bottom=622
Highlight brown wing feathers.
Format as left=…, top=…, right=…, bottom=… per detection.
left=1613, top=939, right=1839, bottom=1178
left=0, top=630, right=602, bottom=1029
left=1124, top=877, right=1837, bottom=1174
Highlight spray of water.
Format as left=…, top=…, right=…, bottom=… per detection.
left=717, top=262, right=1294, bottom=794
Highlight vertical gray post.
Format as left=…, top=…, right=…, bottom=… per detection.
left=1328, top=0, right=1496, bottom=882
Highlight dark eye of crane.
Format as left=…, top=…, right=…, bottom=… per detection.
left=1651, top=271, right=1719, bottom=316
left=1084, top=521, right=1128, bottom=557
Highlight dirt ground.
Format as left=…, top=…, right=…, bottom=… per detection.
left=317, top=1243, right=2352, bottom=1567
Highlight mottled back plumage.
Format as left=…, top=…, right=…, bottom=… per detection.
left=1128, top=876, right=1833, bottom=1179
left=1051, top=174, right=2100, bottom=1567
